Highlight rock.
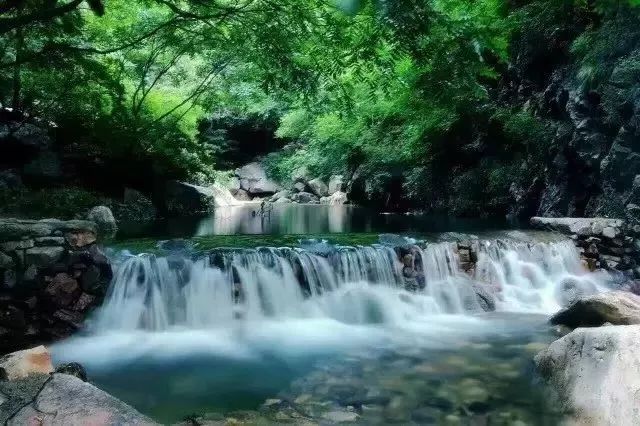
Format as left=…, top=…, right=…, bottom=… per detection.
left=530, top=217, right=623, bottom=236
left=4, top=373, right=156, bottom=425
left=34, top=236, right=65, bottom=246
left=293, top=181, right=307, bottom=193
left=165, top=181, right=223, bottom=214
left=73, top=293, right=96, bottom=312
left=236, top=162, right=279, bottom=195
left=323, top=410, right=359, bottom=423
left=225, top=177, right=241, bottom=195
left=550, top=291, right=640, bottom=328
left=0, top=252, right=14, bottom=269
left=0, top=346, right=53, bottom=380
left=307, top=178, right=329, bottom=197
left=602, top=226, right=619, bottom=239
left=234, top=188, right=252, bottom=201
left=269, top=190, right=291, bottom=202
left=24, top=246, right=64, bottom=267
left=291, top=192, right=320, bottom=204
left=43, top=273, right=80, bottom=308
left=328, top=175, right=345, bottom=194
left=65, top=230, right=97, bottom=248
left=274, top=197, right=292, bottom=204
left=0, top=239, right=34, bottom=251
left=0, top=219, right=96, bottom=243
left=55, top=362, right=87, bottom=381
left=535, top=325, right=640, bottom=426
left=87, top=206, right=117, bottom=239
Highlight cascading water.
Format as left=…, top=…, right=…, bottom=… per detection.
left=50, top=233, right=612, bottom=423
left=92, top=237, right=607, bottom=333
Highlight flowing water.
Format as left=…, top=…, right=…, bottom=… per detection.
left=51, top=229, right=613, bottom=424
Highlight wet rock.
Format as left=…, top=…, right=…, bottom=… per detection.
left=87, top=206, right=117, bottom=239
left=0, top=346, right=53, bottom=381
left=55, top=362, right=88, bottom=381
left=274, top=197, right=292, bottom=204
left=550, top=291, right=640, bottom=328
left=535, top=325, right=640, bottom=426
left=321, top=191, right=348, bottom=205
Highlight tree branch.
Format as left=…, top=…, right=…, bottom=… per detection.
left=0, top=0, right=83, bottom=35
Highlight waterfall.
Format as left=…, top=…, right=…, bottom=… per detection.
left=93, top=238, right=609, bottom=333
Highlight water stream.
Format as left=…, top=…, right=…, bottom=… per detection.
left=51, top=232, right=611, bottom=424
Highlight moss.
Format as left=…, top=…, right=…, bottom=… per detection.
left=110, top=232, right=398, bottom=254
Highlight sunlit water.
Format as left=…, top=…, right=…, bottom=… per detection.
left=51, top=234, right=612, bottom=423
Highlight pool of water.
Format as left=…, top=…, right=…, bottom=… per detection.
left=52, top=314, right=562, bottom=424
left=118, top=204, right=516, bottom=240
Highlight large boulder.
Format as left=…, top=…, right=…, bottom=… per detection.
left=550, top=291, right=640, bottom=328
left=0, top=346, right=54, bottom=381
left=307, top=178, right=329, bottom=197
left=1, top=373, right=156, bottom=425
left=87, top=206, right=117, bottom=239
left=535, top=325, right=640, bottom=426
left=164, top=181, right=222, bottom=215
left=235, top=162, right=279, bottom=195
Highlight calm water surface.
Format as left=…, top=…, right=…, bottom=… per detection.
left=118, top=204, right=515, bottom=239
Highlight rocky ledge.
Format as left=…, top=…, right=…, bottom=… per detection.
left=536, top=291, right=640, bottom=425
left=0, top=218, right=113, bottom=353
left=0, top=346, right=154, bottom=425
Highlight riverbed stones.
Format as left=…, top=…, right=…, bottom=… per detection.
left=550, top=291, right=640, bottom=328
left=535, top=325, right=640, bottom=426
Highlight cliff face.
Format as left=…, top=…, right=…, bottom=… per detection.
left=501, top=6, right=640, bottom=221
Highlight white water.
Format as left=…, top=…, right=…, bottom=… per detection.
left=53, top=236, right=610, bottom=370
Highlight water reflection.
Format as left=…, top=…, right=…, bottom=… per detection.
left=196, top=204, right=354, bottom=236
left=118, top=204, right=514, bottom=239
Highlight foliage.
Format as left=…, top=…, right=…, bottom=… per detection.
left=0, top=0, right=638, bottom=216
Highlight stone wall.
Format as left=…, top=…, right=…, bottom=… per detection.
left=531, top=217, right=640, bottom=281
left=0, top=219, right=112, bottom=354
